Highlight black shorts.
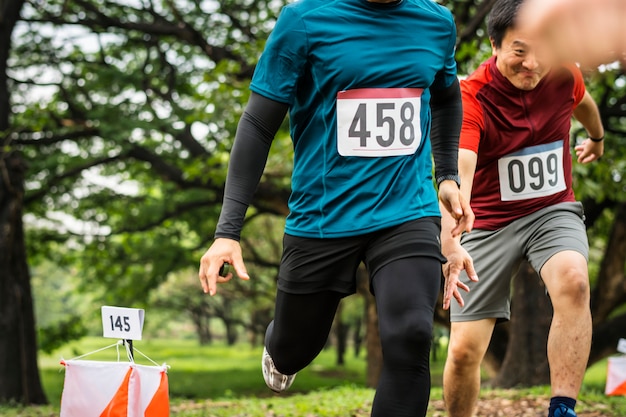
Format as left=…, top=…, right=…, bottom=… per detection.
left=277, top=217, right=446, bottom=295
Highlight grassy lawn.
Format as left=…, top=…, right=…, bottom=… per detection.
left=1, top=337, right=624, bottom=416
left=37, top=337, right=370, bottom=403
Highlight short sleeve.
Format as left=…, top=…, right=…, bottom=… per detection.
left=431, top=8, right=458, bottom=90
left=458, top=79, right=484, bottom=153
left=250, top=7, right=308, bottom=104
left=566, top=63, right=586, bottom=107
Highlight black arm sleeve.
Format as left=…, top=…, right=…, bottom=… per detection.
left=430, top=78, right=462, bottom=183
left=214, top=92, right=289, bottom=240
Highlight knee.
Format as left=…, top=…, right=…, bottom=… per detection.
left=380, top=315, right=433, bottom=357
left=446, top=336, right=485, bottom=371
left=550, top=266, right=590, bottom=309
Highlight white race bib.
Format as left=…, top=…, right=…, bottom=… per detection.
left=498, top=141, right=566, bottom=201
left=336, top=88, right=422, bottom=157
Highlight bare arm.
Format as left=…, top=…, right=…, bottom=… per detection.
left=573, top=90, right=605, bottom=163
left=573, top=90, right=604, bottom=139
left=440, top=148, right=479, bottom=310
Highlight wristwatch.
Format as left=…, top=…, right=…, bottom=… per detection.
left=436, top=174, right=461, bottom=188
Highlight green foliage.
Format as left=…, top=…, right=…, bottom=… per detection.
left=455, top=37, right=492, bottom=76
left=12, top=0, right=292, bottom=309
left=38, top=316, right=88, bottom=354
left=30, top=260, right=93, bottom=348
left=572, top=69, right=626, bottom=204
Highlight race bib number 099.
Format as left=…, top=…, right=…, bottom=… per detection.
left=336, top=88, right=422, bottom=157
left=498, top=141, right=566, bottom=201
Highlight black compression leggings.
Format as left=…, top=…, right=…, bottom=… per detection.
left=265, top=256, right=441, bottom=417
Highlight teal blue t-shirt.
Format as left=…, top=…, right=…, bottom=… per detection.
left=251, top=0, right=458, bottom=238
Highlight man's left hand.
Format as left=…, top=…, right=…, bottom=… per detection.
left=575, top=138, right=604, bottom=163
left=438, top=180, right=474, bottom=238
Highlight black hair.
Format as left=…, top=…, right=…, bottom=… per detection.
left=487, top=0, right=525, bottom=48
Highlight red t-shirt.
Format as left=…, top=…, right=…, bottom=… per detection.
left=460, top=56, right=586, bottom=230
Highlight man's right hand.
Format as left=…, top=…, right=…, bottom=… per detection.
left=198, top=238, right=250, bottom=296
left=442, top=242, right=478, bottom=310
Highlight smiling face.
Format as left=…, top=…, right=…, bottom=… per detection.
left=491, top=27, right=552, bottom=91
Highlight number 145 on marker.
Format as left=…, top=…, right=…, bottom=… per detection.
left=101, top=306, right=145, bottom=340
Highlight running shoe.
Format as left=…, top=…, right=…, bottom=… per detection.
left=553, top=405, right=577, bottom=417
left=262, top=346, right=296, bottom=393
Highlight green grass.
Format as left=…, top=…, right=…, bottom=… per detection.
left=0, top=337, right=624, bottom=416
left=38, top=337, right=369, bottom=404
left=168, top=385, right=376, bottom=417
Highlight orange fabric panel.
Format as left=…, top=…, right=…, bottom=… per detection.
left=143, top=371, right=170, bottom=417
left=99, top=368, right=132, bottom=417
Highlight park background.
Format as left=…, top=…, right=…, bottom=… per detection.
left=0, top=0, right=625, bottom=415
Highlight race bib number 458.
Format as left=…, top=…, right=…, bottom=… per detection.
left=336, top=88, right=422, bottom=157
left=498, top=141, right=566, bottom=201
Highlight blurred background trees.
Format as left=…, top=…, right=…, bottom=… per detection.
left=1, top=0, right=624, bottom=404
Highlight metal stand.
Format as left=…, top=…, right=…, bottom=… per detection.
left=124, top=339, right=134, bottom=361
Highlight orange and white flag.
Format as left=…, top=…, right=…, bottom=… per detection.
left=605, top=356, right=626, bottom=396
left=60, top=359, right=169, bottom=417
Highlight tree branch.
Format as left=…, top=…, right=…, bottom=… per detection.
left=24, top=154, right=123, bottom=204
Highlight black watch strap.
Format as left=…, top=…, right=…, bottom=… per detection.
left=436, top=174, right=461, bottom=188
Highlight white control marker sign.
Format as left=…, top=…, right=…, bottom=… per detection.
left=101, top=306, right=145, bottom=340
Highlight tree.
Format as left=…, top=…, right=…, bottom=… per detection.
left=0, top=0, right=47, bottom=404
left=11, top=0, right=292, bottom=302
left=2, top=0, right=291, bottom=404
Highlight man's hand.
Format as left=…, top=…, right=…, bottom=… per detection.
left=442, top=243, right=478, bottom=310
left=198, top=238, right=250, bottom=296
left=438, top=180, right=475, bottom=238
left=518, top=0, right=625, bottom=69
left=438, top=180, right=478, bottom=309
left=575, top=138, right=604, bottom=164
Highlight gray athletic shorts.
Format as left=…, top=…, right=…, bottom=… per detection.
left=449, top=201, right=588, bottom=323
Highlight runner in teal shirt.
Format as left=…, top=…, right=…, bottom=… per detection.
left=199, top=1, right=473, bottom=415
left=251, top=0, right=459, bottom=238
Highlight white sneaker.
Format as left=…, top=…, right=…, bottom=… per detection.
left=262, top=346, right=296, bottom=393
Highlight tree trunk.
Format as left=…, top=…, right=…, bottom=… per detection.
left=0, top=0, right=46, bottom=405
left=224, top=320, right=238, bottom=346
left=353, top=317, right=363, bottom=358
left=491, top=261, right=552, bottom=387
left=589, top=201, right=626, bottom=364
left=483, top=322, right=510, bottom=379
left=591, top=202, right=626, bottom=321
left=357, top=265, right=381, bottom=388
left=0, top=153, right=47, bottom=404
left=190, top=308, right=213, bottom=345
left=334, top=303, right=347, bottom=366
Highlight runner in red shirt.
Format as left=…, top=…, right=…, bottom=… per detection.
left=440, top=1, right=605, bottom=417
